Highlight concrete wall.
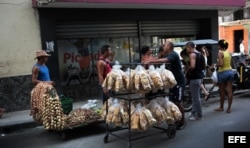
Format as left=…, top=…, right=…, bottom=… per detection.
left=0, top=0, right=41, bottom=78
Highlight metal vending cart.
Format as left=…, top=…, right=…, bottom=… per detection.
left=102, top=63, right=179, bottom=148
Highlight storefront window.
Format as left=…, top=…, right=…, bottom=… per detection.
left=110, top=38, right=139, bottom=64
left=56, top=36, right=196, bottom=102
left=57, top=36, right=195, bottom=87
left=141, top=36, right=195, bottom=58
left=57, top=39, right=92, bottom=87
left=57, top=37, right=139, bottom=87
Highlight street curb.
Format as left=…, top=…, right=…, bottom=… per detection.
left=0, top=121, right=38, bottom=133
left=0, top=101, right=102, bottom=133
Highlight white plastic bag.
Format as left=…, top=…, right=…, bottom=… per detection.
left=81, top=99, right=98, bottom=109
left=211, top=71, right=218, bottom=84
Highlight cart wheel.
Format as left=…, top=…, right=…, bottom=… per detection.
left=183, top=94, right=192, bottom=112
left=167, top=126, right=176, bottom=138
left=104, top=135, right=109, bottom=143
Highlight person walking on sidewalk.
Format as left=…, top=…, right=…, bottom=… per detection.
left=213, top=39, right=234, bottom=113
left=185, top=41, right=206, bottom=120
left=32, top=50, right=55, bottom=86
left=197, top=46, right=210, bottom=101
left=142, top=41, right=187, bottom=130
left=97, top=45, right=114, bottom=104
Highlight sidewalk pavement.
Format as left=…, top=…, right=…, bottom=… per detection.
left=0, top=82, right=217, bottom=133
left=0, top=100, right=103, bottom=133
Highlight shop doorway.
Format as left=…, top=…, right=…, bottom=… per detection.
left=234, top=30, right=244, bottom=53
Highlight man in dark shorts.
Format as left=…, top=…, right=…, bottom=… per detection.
left=142, top=41, right=186, bottom=130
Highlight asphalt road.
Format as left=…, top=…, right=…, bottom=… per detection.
left=1, top=90, right=250, bottom=148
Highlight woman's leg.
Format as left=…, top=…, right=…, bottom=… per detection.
left=215, top=83, right=226, bottom=111
left=226, top=81, right=233, bottom=113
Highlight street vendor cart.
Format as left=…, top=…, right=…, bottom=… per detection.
left=30, top=82, right=104, bottom=140
left=101, top=63, right=181, bottom=148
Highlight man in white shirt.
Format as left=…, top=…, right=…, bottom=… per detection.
left=239, top=39, right=245, bottom=55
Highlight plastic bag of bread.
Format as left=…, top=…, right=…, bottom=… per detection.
left=133, top=65, right=142, bottom=91
left=105, top=98, right=116, bottom=124
left=141, top=72, right=154, bottom=91
left=114, top=71, right=125, bottom=92
left=105, top=98, right=123, bottom=127
left=113, top=61, right=126, bottom=92
left=121, top=70, right=129, bottom=92
left=134, top=65, right=154, bottom=93
left=158, top=64, right=177, bottom=89
left=139, top=108, right=148, bottom=131
left=125, top=68, right=136, bottom=92
left=146, top=99, right=167, bottom=124
left=119, top=99, right=129, bottom=124
left=102, top=70, right=116, bottom=91
left=131, top=103, right=156, bottom=131
left=101, top=97, right=115, bottom=120
left=148, top=65, right=164, bottom=91
left=104, top=98, right=129, bottom=126
left=141, top=107, right=157, bottom=127
left=161, top=97, right=182, bottom=124
left=130, top=103, right=141, bottom=131
left=102, top=61, right=127, bottom=92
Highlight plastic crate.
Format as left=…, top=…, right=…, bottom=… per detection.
left=60, top=95, right=73, bottom=114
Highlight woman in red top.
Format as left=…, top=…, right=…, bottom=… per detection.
left=97, top=45, right=113, bottom=103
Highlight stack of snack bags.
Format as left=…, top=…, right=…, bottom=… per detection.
left=130, top=103, right=157, bottom=131
left=105, top=98, right=129, bottom=127
left=146, top=99, right=167, bottom=124
left=157, top=64, right=177, bottom=89
left=133, top=65, right=155, bottom=94
left=147, top=65, right=164, bottom=92
left=102, top=61, right=128, bottom=92
left=159, top=97, right=182, bottom=124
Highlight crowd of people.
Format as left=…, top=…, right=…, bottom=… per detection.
left=28, top=39, right=235, bottom=130
left=95, top=39, right=235, bottom=130
left=141, top=41, right=187, bottom=129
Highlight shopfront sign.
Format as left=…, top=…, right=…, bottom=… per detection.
left=57, top=39, right=99, bottom=87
